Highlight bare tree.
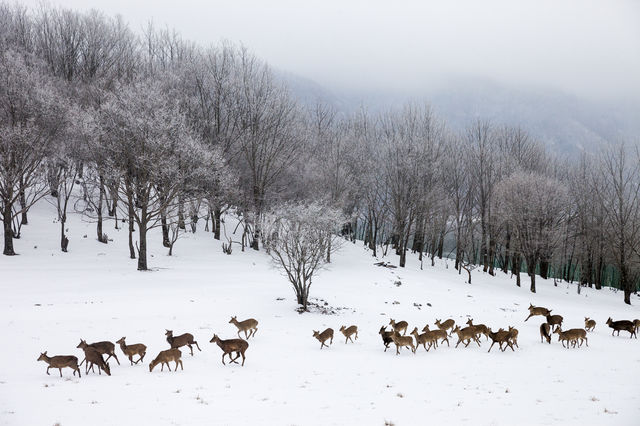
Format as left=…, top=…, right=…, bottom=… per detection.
left=594, top=144, right=640, bottom=304
left=97, top=76, right=216, bottom=270
left=235, top=49, right=303, bottom=250
left=494, top=172, right=568, bottom=292
left=262, top=202, right=344, bottom=311
left=0, top=49, right=65, bottom=255
left=467, top=120, right=498, bottom=273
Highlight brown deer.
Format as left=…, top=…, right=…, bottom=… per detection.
left=389, top=319, right=408, bottom=335
left=149, top=348, right=183, bottom=372
left=422, top=324, right=450, bottom=347
left=115, top=337, right=147, bottom=365
left=606, top=318, right=637, bottom=338
left=339, top=325, right=358, bottom=344
left=435, top=319, right=455, bottom=336
left=410, top=327, right=439, bottom=351
left=79, top=346, right=111, bottom=376
left=210, top=334, right=249, bottom=366
left=452, top=325, right=481, bottom=348
left=507, top=326, right=519, bottom=348
left=524, top=304, right=552, bottom=321
left=553, top=327, right=588, bottom=348
left=312, top=328, right=334, bottom=349
left=229, top=316, right=259, bottom=339
left=584, top=317, right=596, bottom=332
left=540, top=323, right=551, bottom=344
left=487, top=328, right=514, bottom=353
left=466, top=318, right=489, bottom=341
left=634, top=319, right=640, bottom=335
left=379, top=326, right=394, bottom=352
left=546, top=314, right=564, bottom=331
left=165, top=330, right=202, bottom=355
left=76, top=339, right=120, bottom=365
left=391, top=331, right=416, bottom=355
left=37, top=352, right=81, bottom=378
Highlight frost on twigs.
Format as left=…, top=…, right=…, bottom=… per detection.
left=262, top=202, right=346, bottom=312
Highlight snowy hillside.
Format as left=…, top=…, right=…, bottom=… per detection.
left=1, top=200, right=639, bottom=426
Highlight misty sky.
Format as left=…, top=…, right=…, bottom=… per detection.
left=19, top=0, right=640, bottom=101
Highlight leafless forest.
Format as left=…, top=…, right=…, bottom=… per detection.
left=1, top=3, right=639, bottom=305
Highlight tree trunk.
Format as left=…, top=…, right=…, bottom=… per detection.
left=19, top=186, right=28, bottom=225
left=437, top=228, right=445, bottom=259
left=399, top=237, right=407, bottom=268
left=595, top=254, right=603, bottom=290
left=97, top=176, right=106, bottom=243
left=178, top=200, right=185, bottom=230
left=502, top=229, right=511, bottom=274
left=214, top=208, right=221, bottom=240
left=481, top=218, right=488, bottom=272
left=528, top=257, right=536, bottom=293
left=60, top=218, right=68, bottom=252
left=3, top=201, right=15, bottom=255
left=161, top=212, right=170, bottom=248
left=127, top=187, right=135, bottom=259
left=488, top=233, right=496, bottom=275
left=539, top=260, right=549, bottom=280
left=137, top=216, right=148, bottom=271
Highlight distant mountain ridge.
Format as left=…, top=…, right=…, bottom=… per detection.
left=276, top=70, right=640, bottom=156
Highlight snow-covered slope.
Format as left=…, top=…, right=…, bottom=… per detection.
left=1, top=200, right=639, bottom=426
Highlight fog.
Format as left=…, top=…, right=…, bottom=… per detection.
left=18, top=0, right=640, bottom=101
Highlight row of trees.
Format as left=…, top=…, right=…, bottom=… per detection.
left=0, top=3, right=638, bottom=305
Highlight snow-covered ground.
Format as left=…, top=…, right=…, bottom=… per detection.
left=1, top=200, right=639, bottom=426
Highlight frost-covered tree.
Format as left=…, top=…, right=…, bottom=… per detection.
left=98, top=77, right=216, bottom=270
left=235, top=50, right=303, bottom=250
left=494, top=172, right=568, bottom=292
left=0, top=49, right=65, bottom=255
left=593, top=144, right=640, bottom=304
left=262, top=202, right=344, bottom=310
left=46, top=106, right=91, bottom=252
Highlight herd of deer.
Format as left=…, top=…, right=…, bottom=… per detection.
left=37, top=316, right=258, bottom=378
left=315, top=304, right=639, bottom=356
left=37, top=306, right=640, bottom=378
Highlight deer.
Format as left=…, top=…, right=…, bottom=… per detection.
left=229, top=316, right=259, bottom=339
left=37, top=352, right=81, bottom=378
left=165, top=330, right=202, bottom=355
left=452, top=325, right=481, bottom=348
left=584, top=317, right=596, bottom=332
left=435, top=318, right=455, bottom=336
left=487, top=328, right=514, bottom=353
left=391, top=331, right=416, bottom=355
left=210, top=334, right=249, bottom=366
left=79, top=346, right=111, bottom=376
left=524, top=303, right=552, bottom=321
left=466, top=318, right=489, bottom=341
left=422, top=324, right=450, bottom=347
left=312, top=328, right=334, bottom=349
left=149, top=348, right=183, bottom=372
left=545, top=313, right=564, bottom=331
left=115, top=337, right=147, bottom=365
left=507, top=326, right=519, bottom=348
left=379, top=326, right=394, bottom=352
left=606, top=318, right=637, bottom=338
left=553, top=327, right=588, bottom=348
left=540, top=323, right=551, bottom=344
left=389, top=319, right=408, bottom=335
left=634, top=319, right=640, bottom=335
left=339, top=325, right=358, bottom=344
left=410, top=327, right=439, bottom=351
left=76, top=339, right=120, bottom=365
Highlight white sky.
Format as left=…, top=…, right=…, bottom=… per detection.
left=18, top=0, right=640, bottom=101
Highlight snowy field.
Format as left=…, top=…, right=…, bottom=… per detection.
left=1, top=201, right=639, bottom=426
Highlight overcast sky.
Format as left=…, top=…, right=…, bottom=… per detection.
left=19, top=0, right=640, bottom=101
